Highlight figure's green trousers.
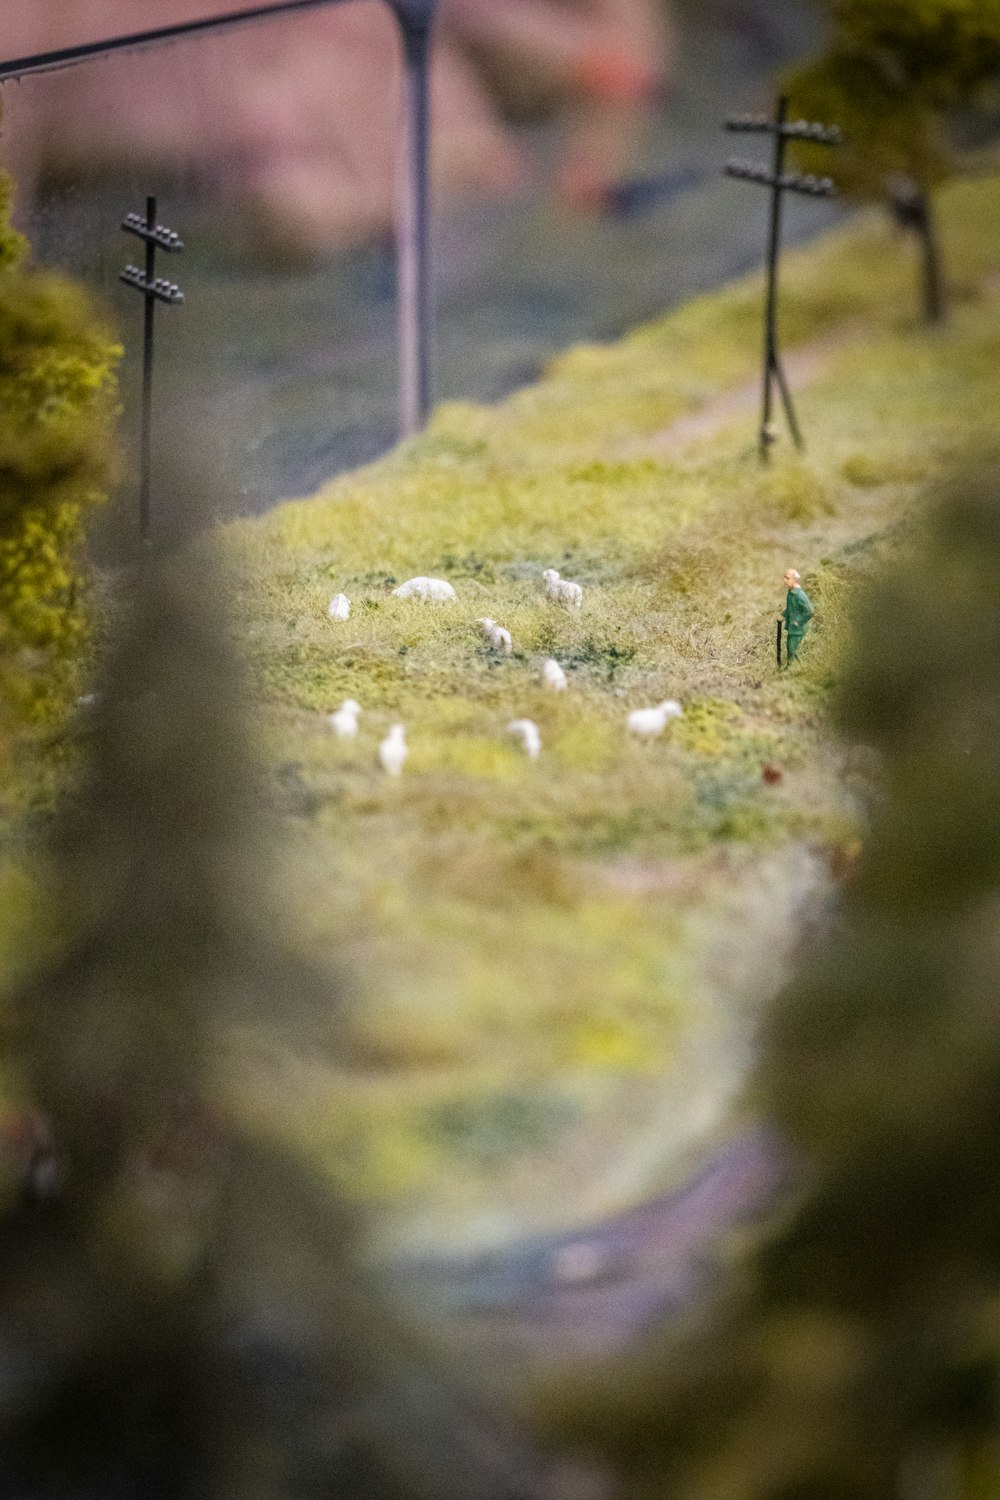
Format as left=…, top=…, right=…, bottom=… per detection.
left=786, top=631, right=805, bottom=662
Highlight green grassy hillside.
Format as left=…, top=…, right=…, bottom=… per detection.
left=227, top=177, right=1000, bottom=1250
left=6, top=177, right=1000, bottom=1252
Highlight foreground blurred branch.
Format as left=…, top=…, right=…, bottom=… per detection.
left=0, top=469, right=546, bottom=1498
left=551, top=446, right=1000, bottom=1499
left=0, top=0, right=671, bottom=259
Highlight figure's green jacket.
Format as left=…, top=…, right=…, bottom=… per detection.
left=783, top=586, right=813, bottom=637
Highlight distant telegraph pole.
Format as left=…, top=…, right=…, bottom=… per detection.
left=725, top=98, right=842, bottom=462
left=120, top=197, right=185, bottom=545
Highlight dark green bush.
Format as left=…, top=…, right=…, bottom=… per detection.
left=0, top=161, right=120, bottom=723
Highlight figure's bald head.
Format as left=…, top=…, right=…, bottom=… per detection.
left=784, top=568, right=800, bottom=587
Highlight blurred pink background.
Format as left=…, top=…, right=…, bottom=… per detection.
left=0, top=0, right=672, bottom=255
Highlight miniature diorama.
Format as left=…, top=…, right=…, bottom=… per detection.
left=0, top=2, right=998, bottom=1497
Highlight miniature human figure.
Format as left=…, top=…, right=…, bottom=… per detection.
left=776, top=568, right=813, bottom=664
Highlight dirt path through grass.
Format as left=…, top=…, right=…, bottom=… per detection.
left=625, top=329, right=858, bottom=457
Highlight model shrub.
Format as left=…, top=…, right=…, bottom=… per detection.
left=834, top=0, right=1000, bottom=90
left=787, top=0, right=1000, bottom=322
left=0, top=163, right=120, bottom=723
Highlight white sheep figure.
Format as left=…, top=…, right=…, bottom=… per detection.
left=379, top=723, right=408, bottom=776
left=327, top=593, right=351, bottom=621
left=391, top=577, right=457, bottom=602
left=627, top=700, right=684, bottom=740
left=477, top=617, right=513, bottom=654
left=541, top=658, right=568, bottom=691
left=328, top=699, right=361, bottom=740
left=542, top=568, right=583, bottom=607
left=507, top=718, right=542, bottom=761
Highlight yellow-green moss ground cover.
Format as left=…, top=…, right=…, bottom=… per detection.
left=5, top=177, right=1000, bottom=1253
left=219, top=176, right=1000, bottom=1252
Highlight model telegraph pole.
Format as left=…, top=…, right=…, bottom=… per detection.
left=120, top=197, right=185, bottom=544
left=725, top=98, right=842, bottom=462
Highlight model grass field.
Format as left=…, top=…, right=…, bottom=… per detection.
left=221, top=172, right=1000, bottom=1249
left=2, top=173, right=1000, bottom=1256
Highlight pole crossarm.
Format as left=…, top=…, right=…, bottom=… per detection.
left=120, top=265, right=185, bottom=304
left=0, top=0, right=356, bottom=83
left=725, top=160, right=838, bottom=198
left=122, top=211, right=185, bottom=253
left=726, top=114, right=843, bottom=145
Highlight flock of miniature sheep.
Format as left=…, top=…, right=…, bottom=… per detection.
left=325, top=569, right=683, bottom=775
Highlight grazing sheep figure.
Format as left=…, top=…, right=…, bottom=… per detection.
left=542, top=568, right=583, bottom=607
left=477, top=617, right=513, bottom=654
left=541, top=658, right=568, bottom=691
left=379, top=723, right=408, bottom=776
left=328, top=699, right=361, bottom=740
left=391, top=577, right=457, bottom=602
left=327, top=593, right=351, bottom=621
left=507, top=718, right=542, bottom=760
left=627, top=700, right=684, bottom=740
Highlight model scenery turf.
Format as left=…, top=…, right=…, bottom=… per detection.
left=2, top=174, right=998, bottom=1251
left=197, top=175, right=1000, bottom=1248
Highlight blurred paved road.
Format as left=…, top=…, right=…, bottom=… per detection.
left=399, top=1130, right=787, bottom=1372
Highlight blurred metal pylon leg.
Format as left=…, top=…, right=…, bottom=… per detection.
left=391, top=0, right=438, bottom=436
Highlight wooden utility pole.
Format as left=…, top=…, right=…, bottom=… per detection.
left=725, top=99, right=842, bottom=461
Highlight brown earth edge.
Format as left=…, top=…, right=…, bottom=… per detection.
left=620, top=329, right=861, bottom=459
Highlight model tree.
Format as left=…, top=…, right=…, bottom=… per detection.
left=0, top=159, right=120, bottom=726
left=0, top=482, right=542, bottom=1499
left=786, top=0, right=1000, bottom=322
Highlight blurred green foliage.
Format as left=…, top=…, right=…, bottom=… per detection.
left=551, top=448, right=1000, bottom=1498
left=788, top=46, right=952, bottom=203
left=0, top=157, right=120, bottom=726
left=0, top=502, right=543, bottom=1499
left=787, top=0, right=1000, bottom=320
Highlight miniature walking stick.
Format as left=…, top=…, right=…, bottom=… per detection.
left=776, top=617, right=783, bottom=668
left=120, top=197, right=185, bottom=545
left=724, top=98, right=842, bottom=462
